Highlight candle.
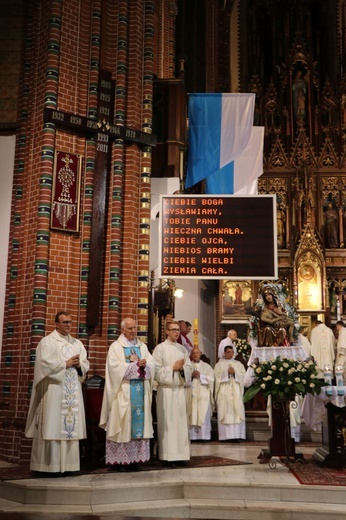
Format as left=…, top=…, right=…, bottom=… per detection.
left=335, top=366, right=344, bottom=396
left=324, top=366, right=333, bottom=396
left=193, top=318, right=198, bottom=347
left=337, top=299, right=341, bottom=321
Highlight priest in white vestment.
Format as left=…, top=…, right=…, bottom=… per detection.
left=187, top=348, right=215, bottom=441
left=25, top=312, right=89, bottom=474
left=217, top=329, right=237, bottom=359
left=152, top=321, right=193, bottom=466
left=310, top=321, right=336, bottom=376
left=214, top=345, right=246, bottom=441
left=296, top=328, right=312, bottom=358
left=335, top=320, right=346, bottom=378
left=99, top=317, right=155, bottom=471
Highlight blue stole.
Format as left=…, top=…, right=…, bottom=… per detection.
left=124, top=345, right=145, bottom=439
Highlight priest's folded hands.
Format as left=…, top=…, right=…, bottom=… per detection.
left=66, top=354, right=80, bottom=368
left=228, top=365, right=235, bottom=376
left=173, top=358, right=185, bottom=371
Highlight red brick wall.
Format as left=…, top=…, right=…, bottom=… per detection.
left=0, top=0, right=178, bottom=464
left=0, top=0, right=24, bottom=125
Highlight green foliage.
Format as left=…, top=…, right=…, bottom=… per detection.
left=244, top=356, right=325, bottom=403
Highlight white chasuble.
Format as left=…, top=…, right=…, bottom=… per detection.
left=26, top=330, right=89, bottom=441
left=153, top=340, right=193, bottom=461
left=99, top=335, right=155, bottom=443
left=25, top=329, right=89, bottom=472
left=187, top=360, right=214, bottom=427
left=214, top=358, right=246, bottom=440
left=310, top=323, right=335, bottom=374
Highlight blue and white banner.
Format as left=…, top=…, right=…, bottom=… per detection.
left=205, top=126, right=264, bottom=194
left=185, top=93, right=263, bottom=194
left=185, top=93, right=255, bottom=189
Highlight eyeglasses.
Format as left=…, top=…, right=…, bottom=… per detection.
left=168, top=328, right=180, bottom=332
left=61, top=321, right=72, bottom=325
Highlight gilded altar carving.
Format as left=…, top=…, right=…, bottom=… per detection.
left=267, top=138, right=289, bottom=169
left=291, top=131, right=317, bottom=169
left=327, top=277, right=346, bottom=318
left=230, top=3, right=346, bottom=321
left=297, top=252, right=322, bottom=310
left=321, top=177, right=340, bottom=202
left=318, top=138, right=339, bottom=168
left=259, top=178, right=288, bottom=248
left=294, top=223, right=326, bottom=311
left=325, top=257, right=346, bottom=266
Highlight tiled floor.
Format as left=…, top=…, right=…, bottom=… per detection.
left=0, top=442, right=345, bottom=519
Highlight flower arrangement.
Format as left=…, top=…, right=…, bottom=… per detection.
left=234, top=338, right=252, bottom=359
left=243, top=356, right=325, bottom=403
left=248, top=314, right=259, bottom=339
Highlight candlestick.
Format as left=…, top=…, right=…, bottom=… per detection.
left=337, top=299, right=341, bottom=321
left=324, top=365, right=333, bottom=396
left=335, top=366, right=344, bottom=396
left=193, top=318, right=198, bottom=347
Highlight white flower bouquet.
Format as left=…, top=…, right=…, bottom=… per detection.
left=244, top=356, right=325, bottom=402
left=234, top=338, right=252, bottom=359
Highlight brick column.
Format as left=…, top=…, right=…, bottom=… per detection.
left=136, top=0, right=156, bottom=343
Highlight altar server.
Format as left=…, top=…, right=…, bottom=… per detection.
left=187, top=348, right=215, bottom=441
left=214, top=345, right=246, bottom=441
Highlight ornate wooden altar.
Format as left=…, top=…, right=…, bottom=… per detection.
left=313, top=389, right=346, bottom=467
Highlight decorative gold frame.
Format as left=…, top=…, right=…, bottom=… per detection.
left=220, top=280, right=252, bottom=322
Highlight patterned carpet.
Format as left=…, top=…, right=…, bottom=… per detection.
left=288, top=455, right=346, bottom=486
left=205, top=440, right=320, bottom=447
left=0, top=455, right=251, bottom=481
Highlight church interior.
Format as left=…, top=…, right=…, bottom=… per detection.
left=1, top=0, right=346, bottom=517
